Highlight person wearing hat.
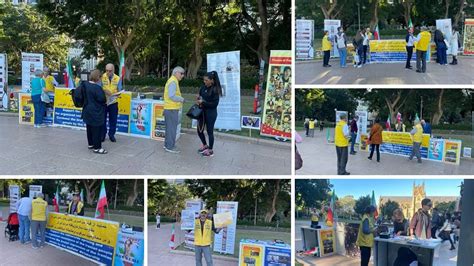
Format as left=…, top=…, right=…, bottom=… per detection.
left=191, top=209, right=224, bottom=266
left=409, top=118, right=424, bottom=163
left=356, top=205, right=377, bottom=266
left=67, top=193, right=84, bottom=216
left=31, top=193, right=48, bottom=249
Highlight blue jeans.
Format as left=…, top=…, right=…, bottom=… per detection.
left=195, top=245, right=213, bottom=266
left=338, top=48, right=347, bottom=67
left=31, top=94, right=45, bottom=125
left=19, top=214, right=31, bottom=243
left=350, top=132, right=357, bottom=153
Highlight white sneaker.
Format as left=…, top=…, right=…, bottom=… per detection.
left=357, top=65, right=362, bottom=68
left=164, top=147, right=180, bottom=154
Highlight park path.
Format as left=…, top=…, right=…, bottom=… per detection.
left=295, top=56, right=474, bottom=85
left=296, top=129, right=473, bottom=175
left=0, top=115, right=290, bottom=175
left=0, top=221, right=95, bottom=266
left=148, top=222, right=236, bottom=266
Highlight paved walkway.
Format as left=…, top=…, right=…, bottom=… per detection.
left=0, top=221, right=95, bottom=266
left=0, top=115, right=290, bottom=175
left=148, top=222, right=237, bottom=266
left=295, top=56, right=474, bottom=85
left=296, top=130, right=473, bottom=175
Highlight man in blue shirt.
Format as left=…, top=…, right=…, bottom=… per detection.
left=421, top=119, right=432, bottom=136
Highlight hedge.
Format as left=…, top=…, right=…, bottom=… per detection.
left=127, top=76, right=259, bottom=91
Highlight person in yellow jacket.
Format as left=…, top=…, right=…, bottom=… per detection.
left=414, top=26, right=432, bottom=73
left=409, top=118, right=424, bottom=163
left=31, top=193, right=48, bottom=249
left=308, top=118, right=315, bottom=137
left=356, top=206, right=377, bottom=266
left=191, top=209, right=224, bottom=266
left=310, top=209, right=320, bottom=229
left=335, top=113, right=351, bottom=175
left=322, top=30, right=332, bottom=67
left=163, top=66, right=185, bottom=153
left=101, top=63, right=123, bottom=143
left=66, top=193, right=84, bottom=216
left=43, top=67, right=58, bottom=93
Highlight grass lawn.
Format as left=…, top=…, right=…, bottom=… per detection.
left=176, top=228, right=291, bottom=258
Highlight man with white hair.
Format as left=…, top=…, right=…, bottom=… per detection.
left=163, top=67, right=185, bottom=153
left=101, top=63, right=122, bottom=142
left=43, top=67, right=58, bottom=93
left=409, top=118, right=424, bottom=163
left=414, top=26, right=431, bottom=73
left=31, top=192, right=48, bottom=249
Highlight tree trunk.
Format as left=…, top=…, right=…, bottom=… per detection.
left=320, top=0, right=338, bottom=19
left=384, top=90, right=413, bottom=124
left=257, top=0, right=270, bottom=63
left=445, top=0, right=451, bottom=18
left=402, top=1, right=413, bottom=27
left=185, top=1, right=204, bottom=79
left=264, top=180, right=281, bottom=223
left=454, top=0, right=466, bottom=27
left=431, top=89, right=445, bottom=125
left=126, top=179, right=139, bottom=206
left=82, top=180, right=98, bottom=205
left=369, top=0, right=380, bottom=30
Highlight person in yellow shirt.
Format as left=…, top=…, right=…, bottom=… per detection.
left=322, top=30, right=332, bottom=67
left=335, top=113, right=351, bottom=175
left=356, top=206, right=377, bottom=266
left=66, top=193, right=84, bottom=216
left=308, top=118, right=315, bottom=137
left=43, top=67, right=58, bottom=93
left=31, top=193, right=48, bottom=249
left=163, top=67, right=185, bottom=153
left=101, top=63, right=123, bottom=142
left=409, top=118, right=424, bottom=163
left=190, top=210, right=224, bottom=266
left=414, top=26, right=432, bottom=73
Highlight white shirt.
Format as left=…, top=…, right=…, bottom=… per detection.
left=342, top=124, right=350, bottom=138
left=363, top=34, right=369, bottom=46
left=16, top=197, right=32, bottom=217
left=407, top=35, right=415, bottom=47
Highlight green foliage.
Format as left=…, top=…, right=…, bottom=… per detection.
left=0, top=3, right=70, bottom=73
left=354, top=195, right=372, bottom=217
left=147, top=180, right=193, bottom=218
left=127, top=76, right=258, bottom=91
left=295, top=179, right=332, bottom=209
left=380, top=200, right=400, bottom=220
left=435, top=201, right=457, bottom=214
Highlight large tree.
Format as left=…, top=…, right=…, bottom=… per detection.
left=354, top=194, right=372, bottom=217
left=380, top=200, right=400, bottom=220
left=295, top=179, right=332, bottom=209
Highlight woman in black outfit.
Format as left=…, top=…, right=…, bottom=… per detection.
left=81, top=69, right=107, bottom=154
left=197, top=71, right=222, bottom=157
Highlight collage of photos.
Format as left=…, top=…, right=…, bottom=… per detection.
left=0, top=0, right=473, bottom=266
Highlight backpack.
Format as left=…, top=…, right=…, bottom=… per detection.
left=336, top=33, right=346, bottom=49
left=69, top=81, right=86, bottom=108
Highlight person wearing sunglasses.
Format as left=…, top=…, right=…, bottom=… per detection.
left=410, top=198, right=433, bottom=239
left=163, top=66, right=185, bottom=153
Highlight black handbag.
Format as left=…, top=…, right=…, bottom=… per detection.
left=186, top=104, right=203, bottom=119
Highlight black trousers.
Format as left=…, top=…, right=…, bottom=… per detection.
left=336, top=146, right=348, bottom=175
left=87, top=124, right=103, bottom=149
left=102, top=102, right=118, bottom=139
left=323, top=50, right=330, bottom=66
left=360, top=246, right=371, bottom=266
left=363, top=45, right=368, bottom=64
left=406, top=46, right=413, bottom=68
left=197, top=109, right=218, bottom=149
left=369, top=144, right=380, bottom=161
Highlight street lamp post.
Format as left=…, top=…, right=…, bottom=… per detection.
left=357, top=2, right=361, bottom=30
left=167, top=33, right=171, bottom=79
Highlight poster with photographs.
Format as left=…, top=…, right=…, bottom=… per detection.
left=21, top=52, right=43, bottom=92
left=241, top=116, right=261, bottom=130
left=260, top=50, right=292, bottom=139
left=463, top=19, right=474, bottom=55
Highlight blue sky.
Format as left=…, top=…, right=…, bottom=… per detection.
left=329, top=179, right=463, bottom=199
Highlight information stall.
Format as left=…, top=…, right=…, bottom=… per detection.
left=374, top=237, right=442, bottom=266
left=360, top=131, right=463, bottom=165
left=239, top=239, right=291, bottom=266
left=18, top=88, right=181, bottom=141
left=300, top=226, right=336, bottom=257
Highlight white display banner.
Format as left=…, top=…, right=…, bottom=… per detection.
left=29, top=185, right=42, bottom=199
left=0, top=54, right=7, bottom=109
left=296, top=19, right=315, bottom=60
left=213, top=201, right=238, bottom=254
left=355, top=111, right=368, bottom=143
left=21, top=53, right=43, bottom=92
left=184, top=200, right=204, bottom=250
left=207, top=51, right=241, bottom=130
left=324, top=19, right=341, bottom=57
left=9, top=185, right=20, bottom=213
left=436, top=19, right=453, bottom=44
left=335, top=111, right=348, bottom=123
left=181, top=209, right=196, bottom=230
